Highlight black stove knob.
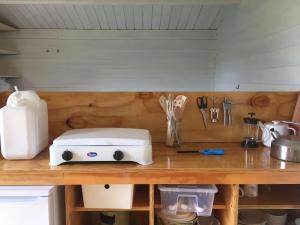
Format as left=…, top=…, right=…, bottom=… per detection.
left=113, top=150, right=124, bottom=161
left=62, top=150, right=73, bottom=161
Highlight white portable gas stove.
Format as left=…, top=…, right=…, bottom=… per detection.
left=49, top=128, right=153, bottom=166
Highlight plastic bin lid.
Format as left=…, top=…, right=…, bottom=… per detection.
left=158, top=184, right=218, bottom=193
left=0, top=186, right=56, bottom=197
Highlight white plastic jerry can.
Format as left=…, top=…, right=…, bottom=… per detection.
left=0, top=88, right=49, bottom=159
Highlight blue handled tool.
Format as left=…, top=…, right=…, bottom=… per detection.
left=201, top=149, right=224, bottom=155
left=176, top=148, right=224, bottom=155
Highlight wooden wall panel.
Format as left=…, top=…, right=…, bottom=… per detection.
left=0, top=91, right=297, bottom=143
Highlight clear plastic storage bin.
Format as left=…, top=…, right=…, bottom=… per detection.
left=158, top=185, right=218, bottom=216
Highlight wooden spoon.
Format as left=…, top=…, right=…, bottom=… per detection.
left=159, top=96, right=167, bottom=113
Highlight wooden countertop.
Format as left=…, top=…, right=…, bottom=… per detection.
left=1, top=143, right=300, bottom=185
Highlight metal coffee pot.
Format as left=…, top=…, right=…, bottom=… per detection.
left=258, top=121, right=296, bottom=148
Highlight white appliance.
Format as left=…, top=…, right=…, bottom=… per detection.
left=0, top=88, right=49, bottom=159
left=0, top=186, right=64, bottom=225
left=49, top=128, right=153, bottom=166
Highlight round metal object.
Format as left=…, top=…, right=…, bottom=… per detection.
left=271, top=135, right=300, bottom=162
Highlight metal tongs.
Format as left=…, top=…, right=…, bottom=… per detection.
left=223, top=97, right=232, bottom=127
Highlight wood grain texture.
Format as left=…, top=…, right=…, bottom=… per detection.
left=149, top=184, right=154, bottom=225
left=1, top=143, right=300, bottom=185
left=66, top=186, right=99, bottom=225
left=65, top=186, right=75, bottom=225
left=67, top=184, right=230, bottom=225
left=0, top=92, right=296, bottom=143
left=216, top=184, right=239, bottom=225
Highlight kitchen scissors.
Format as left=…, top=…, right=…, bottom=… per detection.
left=197, top=96, right=208, bottom=128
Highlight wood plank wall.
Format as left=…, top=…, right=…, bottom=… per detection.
left=0, top=92, right=297, bottom=143
left=0, top=30, right=216, bottom=91
left=216, top=0, right=300, bottom=91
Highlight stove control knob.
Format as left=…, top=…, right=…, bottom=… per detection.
left=62, top=150, right=73, bottom=161
left=113, top=150, right=124, bottom=161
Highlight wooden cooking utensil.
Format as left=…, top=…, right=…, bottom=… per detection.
left=159, top=96, right=167, bottom=113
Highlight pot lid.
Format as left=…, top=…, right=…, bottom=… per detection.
left=275, top=135, right=300, bottom=144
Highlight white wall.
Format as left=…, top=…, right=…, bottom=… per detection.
left=2, top=0, right=300, bottom=92
left=216, top=0, right=300, bottom=91
left=0, top=29, right=216, bottom=91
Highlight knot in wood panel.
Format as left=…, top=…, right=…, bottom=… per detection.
left=66, top=116, right=87, bottom=129
left=250, top=95, right=271, bottom=107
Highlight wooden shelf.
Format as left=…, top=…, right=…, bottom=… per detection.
left=0, top=49, right=18, bottom=55
left=0, top=22, right=16, bottom=32
left=154, top=188, right=226, bottom=210
left=239, top=185, right=300, bottom=209
left=66, top=184, right=238, bottom=225
left=74, top=185, right=150, bottom=212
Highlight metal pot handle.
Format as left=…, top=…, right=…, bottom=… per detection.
left=270, top=128, right=281, bottom=140
left=288, top=127, right=297, bottom=135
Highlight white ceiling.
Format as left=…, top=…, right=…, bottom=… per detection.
left=0, top=4, right=225, bottom=30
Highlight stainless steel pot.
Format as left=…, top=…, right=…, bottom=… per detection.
left=271, top=129, right=300, bottom=162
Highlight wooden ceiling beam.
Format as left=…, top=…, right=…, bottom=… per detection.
left=0, top=0, right=240, bottom=5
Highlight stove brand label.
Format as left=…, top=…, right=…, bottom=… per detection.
left=87, top=152, right=97, bottom=157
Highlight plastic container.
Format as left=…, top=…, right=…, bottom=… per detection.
left=0, top=89, right=48, bottom=159
left=82, top=184, right=134, bottom=209
left=158, top=185, right=218, bottom=216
